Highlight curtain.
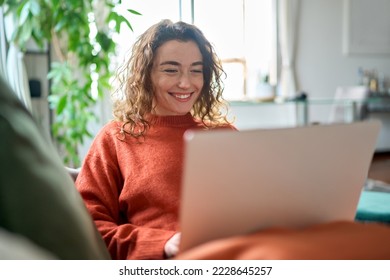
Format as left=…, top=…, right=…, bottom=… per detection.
left=1, top=6, right=32, bottom=111
left=0, top=7, right=8, bottom=81
left=278, top=0, right=300, bottom=99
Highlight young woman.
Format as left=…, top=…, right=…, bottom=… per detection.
left=75, top=19, right=235, bottom=260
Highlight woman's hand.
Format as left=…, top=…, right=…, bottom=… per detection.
left=164, top=232, right=181, bottom=258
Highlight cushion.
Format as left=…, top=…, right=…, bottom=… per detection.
left=356, top=190, right=390, bottom=223
left=0, top=228, right=55, bottom=259
left=0, top=76, right=110, bottom=259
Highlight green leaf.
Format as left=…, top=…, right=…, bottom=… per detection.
left=19, top=1, right=31, bottom=25
left=15, top=1, right=26, bottom=17
left=118, top=15, right=133, bottom=32
left=106, top=11, right=118, bottom=24
left=30, top=0, right=41, bottom=16
left=50, top=0, right=60, bottom=10
left=128, top=9, right=142, bottom=16
left=18, top=20, right=33, bottom=47
left=68, top=0, right=81, bottom=9
left=106, top=2, right=114, bottom=8
left=96, top=31, right=113, bottom=52
left=56, top=95, right=68, bottom=115
left=54, top=18, right=68, bottom=32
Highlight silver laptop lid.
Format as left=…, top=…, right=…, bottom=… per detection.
left=179, top=120, right=381, bottom=252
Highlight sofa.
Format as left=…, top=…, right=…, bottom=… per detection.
left=0, top=76, right=110, bottom=259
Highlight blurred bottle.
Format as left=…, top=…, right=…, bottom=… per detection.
left=357, top=67, right=364, bottom=85
left=377, top=72, right=385, bottom=94
left=363, top=70, right=371, bottom=87
left=369, top=69, right=378, bottom=92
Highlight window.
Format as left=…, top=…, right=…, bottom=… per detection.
left=113, top=0, right=180, bottom=69
left=116, top=0, right=276, bottom=101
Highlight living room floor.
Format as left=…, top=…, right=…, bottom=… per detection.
left=368, top=152, right=390, bottom=184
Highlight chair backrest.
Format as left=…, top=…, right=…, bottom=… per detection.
left=328, top=86, right=369, bottom=123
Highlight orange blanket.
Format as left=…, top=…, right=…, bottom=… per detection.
left=175, top=221, right=390, bottom=260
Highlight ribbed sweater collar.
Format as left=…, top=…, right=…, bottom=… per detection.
left=146, top=113, right=198, bottom=127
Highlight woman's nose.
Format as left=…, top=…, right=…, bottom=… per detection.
left=178, top=73, right=191, bottom=89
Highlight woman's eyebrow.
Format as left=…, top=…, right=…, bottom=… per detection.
left=160, top=61, right=180, bottom=66
left=159, top=61, right=203, bottom=66
left=192, top=61, right=204, bottom=66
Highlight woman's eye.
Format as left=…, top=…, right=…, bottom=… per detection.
left=163, top=69, right=178, bottom=73
left=191, top=69, right=203, bottom=73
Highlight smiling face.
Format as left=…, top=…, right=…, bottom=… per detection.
left=151, top=40, right=204, bottom=116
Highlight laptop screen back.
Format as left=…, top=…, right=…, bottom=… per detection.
left=179, top=120, right=381, bottom=252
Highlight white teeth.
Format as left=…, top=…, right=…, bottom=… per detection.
left=174, top=94, right=191, bottom=99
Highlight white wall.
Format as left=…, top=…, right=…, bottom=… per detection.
left=297, top=0, right=390, bottom=151
left=296, top=0, right=390, bottom=121
left=234, top=0, right=390, bottom=125
left=230, top=0, right=390, bottom=151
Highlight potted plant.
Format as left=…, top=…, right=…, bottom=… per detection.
left=1, top=0, right=140, bottom=167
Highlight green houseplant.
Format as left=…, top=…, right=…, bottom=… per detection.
left=1, top=0, right=140, bottom=167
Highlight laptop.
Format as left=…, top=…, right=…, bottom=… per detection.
left=179, top=120, right=381, bottom=252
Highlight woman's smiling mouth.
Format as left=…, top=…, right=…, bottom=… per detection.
left=170, top=92, right=193, bottom=101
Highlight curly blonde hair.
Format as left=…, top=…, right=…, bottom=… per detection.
left=112, top=19, right=231, bottom=137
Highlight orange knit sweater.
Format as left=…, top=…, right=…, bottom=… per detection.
left=76, top=113, right=235, bottom=259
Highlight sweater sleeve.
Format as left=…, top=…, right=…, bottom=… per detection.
left=75, top=125, right=176, bottom=259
